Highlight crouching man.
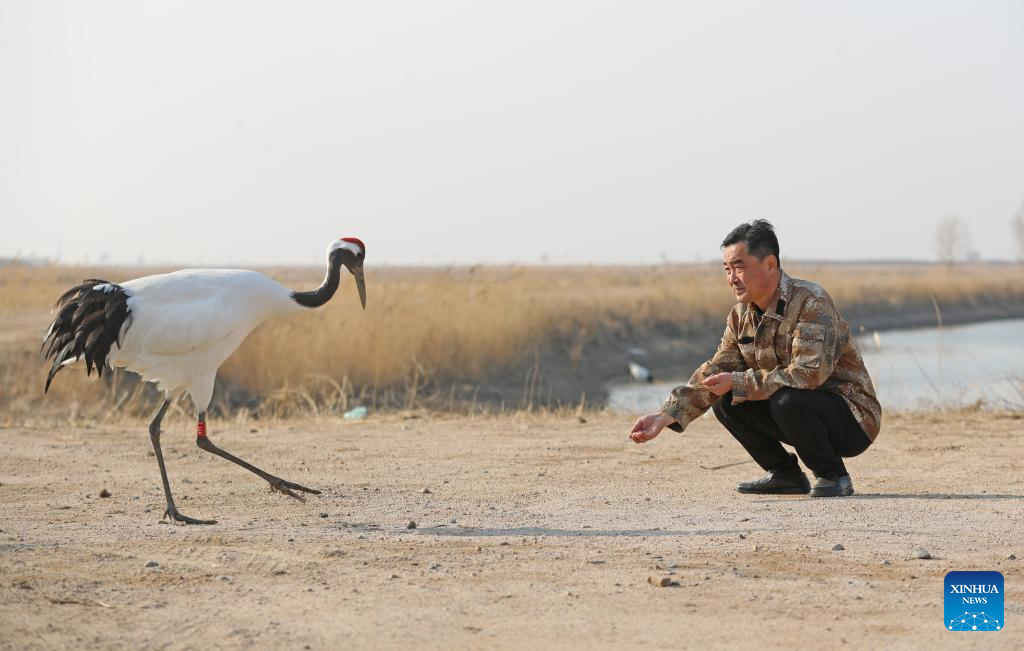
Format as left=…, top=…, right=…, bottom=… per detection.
left=629, top=220, right=881, bottom=497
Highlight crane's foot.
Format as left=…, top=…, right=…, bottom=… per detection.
left=162, top=507, right=217, bottom=525
left=267, top=476, right=321, bottom=502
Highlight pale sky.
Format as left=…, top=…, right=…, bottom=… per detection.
left=2, top=1, right=1023, bottom=266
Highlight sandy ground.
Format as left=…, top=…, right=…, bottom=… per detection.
left=1, top=409, right=1022, bottom=650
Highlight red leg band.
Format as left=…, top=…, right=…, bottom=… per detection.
left=197, top=421, right=207, bottom=438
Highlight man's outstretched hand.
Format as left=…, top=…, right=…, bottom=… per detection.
left=629, top=413, right=677, bottom=444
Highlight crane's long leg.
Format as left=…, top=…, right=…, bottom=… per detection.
left=149, top=398, right=217, bottom=525
left=194, top=412, right=320, bottom=501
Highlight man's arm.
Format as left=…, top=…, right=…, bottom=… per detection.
left=660, top=319, right=745, bottom=432
left=626, top=323, right=741, bottom=444
left=630, top=316, right=745, bottom=444
left=730, top=295, right=841, bottom=403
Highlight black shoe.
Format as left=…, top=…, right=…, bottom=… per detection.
left=810, top=474, right=854, bottom=497
left=736, top=467, right=811, bottom=495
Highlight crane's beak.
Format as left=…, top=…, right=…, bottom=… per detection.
left=352, top=264, right=367, bottom=309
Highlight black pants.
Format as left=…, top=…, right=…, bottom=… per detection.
left=712, top=388, right=872, bottom=479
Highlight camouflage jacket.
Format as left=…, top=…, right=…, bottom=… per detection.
left=660, top=270, right=882, bottom=440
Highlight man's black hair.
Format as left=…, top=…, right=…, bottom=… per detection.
left=722, top=219, right=780, bottom=263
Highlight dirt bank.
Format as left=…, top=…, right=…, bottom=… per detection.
left=1, top=410, right=1021, bottom=649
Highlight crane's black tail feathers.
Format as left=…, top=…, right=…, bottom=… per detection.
left=41, top=279, right=133, bottom=393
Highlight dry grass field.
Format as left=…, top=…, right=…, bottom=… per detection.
left=3, top=262, right=1023, bottom=421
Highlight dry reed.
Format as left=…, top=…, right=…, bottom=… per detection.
left=2, top=261, right=1022, bottom=421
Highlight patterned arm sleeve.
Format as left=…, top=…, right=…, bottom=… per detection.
left=731, top=296, right=841, bottom=404
left=659, top=314, right=745, bottom=433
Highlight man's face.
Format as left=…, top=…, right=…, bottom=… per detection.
left=722, top=242, right=778, bottom=306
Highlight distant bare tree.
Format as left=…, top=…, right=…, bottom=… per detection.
left=1013, top=201, right=1024, bottom=261
left=934, top=215, right=971, bottom=266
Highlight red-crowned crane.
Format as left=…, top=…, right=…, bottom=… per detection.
left=41, top=238, right=367, bottom=524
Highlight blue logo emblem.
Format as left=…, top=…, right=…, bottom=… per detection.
left=945, top=571, right=1003, bottom=631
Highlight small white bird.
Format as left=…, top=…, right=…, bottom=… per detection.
left=628, top=361, right=654, bottom=383
left=42, top=238, right=367, bottom=524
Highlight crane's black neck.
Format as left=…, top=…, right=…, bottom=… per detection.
left=290, top=252, right=343, bottom=308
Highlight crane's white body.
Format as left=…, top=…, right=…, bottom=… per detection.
left=109, top=269, right=303, bottom=411
left=41, top=238, right=365, bottom=523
